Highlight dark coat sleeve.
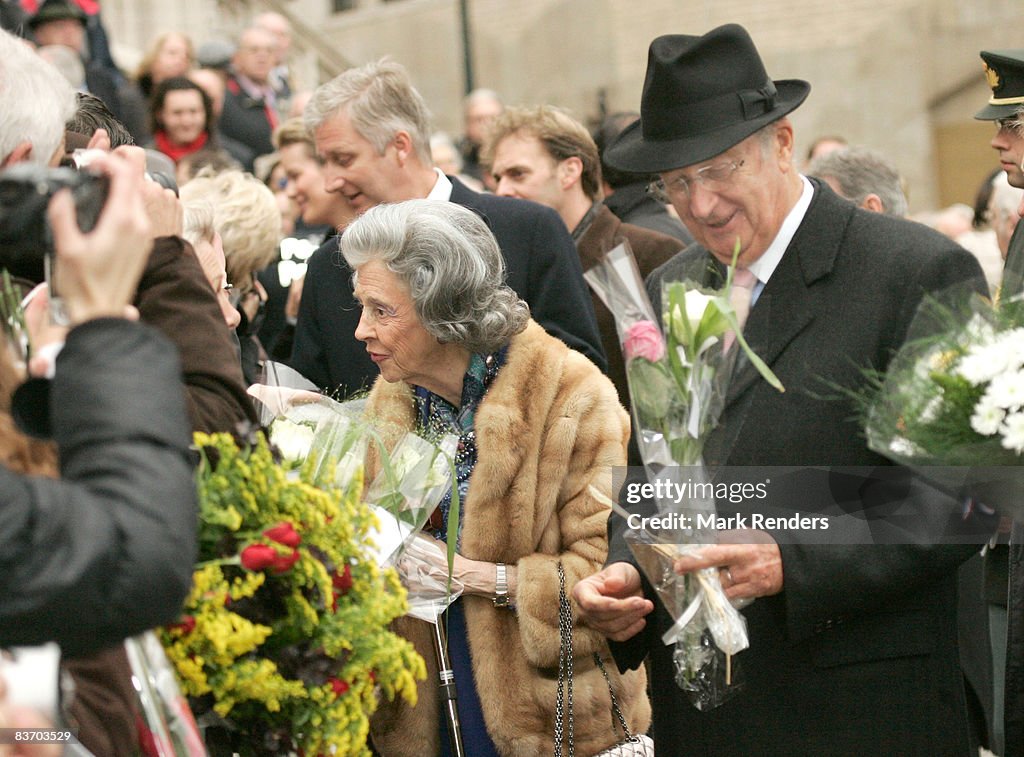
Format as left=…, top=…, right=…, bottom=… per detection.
left=289, top=236, right=380, bottom=396
left=774, top=225, right=991, bottom=642
left=0, top=319, right=197, bottom=657
left=135, top=236, right=257, bottom=433
left=521, top=202, right=608, bottom=371
left=288, top=239, right=332, bottom=390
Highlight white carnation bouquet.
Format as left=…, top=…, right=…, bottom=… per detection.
left=863, top=285, right=1024, bottom=515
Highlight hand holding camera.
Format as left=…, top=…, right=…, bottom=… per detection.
left=47, top=150, right=152, bottom=326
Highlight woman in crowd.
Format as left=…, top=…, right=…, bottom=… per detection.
left=180, top=168, right=281, bottom=384
left=344, top=200, right=650, bottom=756
left=147, top=77, right=233, bottom=179
left=181, top=200, right=241, bottom=331
left=134, top=31, right=194, bottom=100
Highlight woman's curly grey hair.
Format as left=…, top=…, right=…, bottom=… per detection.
left=341, top=200, right=529, bottom=353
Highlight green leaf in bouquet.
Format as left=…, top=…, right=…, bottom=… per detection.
left=722, top=240, right=784, bottom=393
left=697, top=297, right=731, bottom=350
left=725, top=324, right=785, bottom=393
left=627, top=357, right=676, bottom=424
left=445, top=452, right=460, bottom=599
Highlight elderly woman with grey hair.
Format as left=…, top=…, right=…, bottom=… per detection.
left=344, top=200, right=649, bottom=756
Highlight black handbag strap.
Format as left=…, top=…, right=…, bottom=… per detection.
left=554, top=562, right=635, bottom=757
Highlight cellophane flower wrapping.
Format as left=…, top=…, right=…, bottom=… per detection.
left=363, top=430, right=463, bottom=624
left=124, top=632, right=206, bottom=756
left=863, top=285, right=1024, bottom=515
left=249, top=362, right=462, bottom=620
left=585, top=242, right=782, bottom=710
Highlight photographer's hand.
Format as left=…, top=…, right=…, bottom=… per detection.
left=111, top=145, right=182, bottom=238
left=142, top=180, right=182, bottom=238
left=85, top=127, right=110, bottom=153
left=46, top=151, right=152, bottom=326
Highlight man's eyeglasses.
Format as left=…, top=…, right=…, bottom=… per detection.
left=648, top=159, right=746, bottom=203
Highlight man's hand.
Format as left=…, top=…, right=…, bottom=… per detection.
left=142, top=181, right=182, bottom=239
left=111, top=145, right=182, bottom=238
left=47, top=151, right=152, bottom=325
left=572, top=563, right=653, bottom=642
left=673, top=533, right=783, bottom=601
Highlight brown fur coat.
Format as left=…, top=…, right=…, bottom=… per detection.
left=364, top=321, right=650, bottom=756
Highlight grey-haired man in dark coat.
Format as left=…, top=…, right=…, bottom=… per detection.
left=575, top=23, right=988, bottom=757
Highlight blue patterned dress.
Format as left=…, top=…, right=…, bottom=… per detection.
left=414, top=349, right=506, bottom=757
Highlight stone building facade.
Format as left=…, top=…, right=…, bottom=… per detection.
left=100, top=0, right=1024, bottom=212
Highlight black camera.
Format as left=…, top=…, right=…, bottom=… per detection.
left=0, top=164, right=109, bottom=284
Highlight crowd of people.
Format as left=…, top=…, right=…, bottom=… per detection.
left=2, top=2, right=1024, bottom=756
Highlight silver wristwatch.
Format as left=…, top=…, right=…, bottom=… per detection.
left=493, top=562, right=510, bottom=608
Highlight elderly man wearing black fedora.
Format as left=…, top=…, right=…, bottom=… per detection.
left=574, top=23, right=988, bottom=757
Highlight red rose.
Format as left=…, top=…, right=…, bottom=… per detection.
left=332, top=564, right=353, bottom=595
left=263, top=522, right=301, bottom=548
left=240, top=544, right=277, bottom=571
left=168, top=615, right=196, bottom=635
left=328, top=677, right=350, bottom=696
left=271, top=549, right=301, bottom=573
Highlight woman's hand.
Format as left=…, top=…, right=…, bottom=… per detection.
left=394, top=536, right=518, bottom=602
left=452, top=554, right=518, bottom=601
left=285, top=275, right=305, bottom=321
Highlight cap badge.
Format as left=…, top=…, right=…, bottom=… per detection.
left=985, top=62, right=1001, bottom=92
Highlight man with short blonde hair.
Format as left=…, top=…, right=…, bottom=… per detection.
left=291, top=58, right=605, bottom=396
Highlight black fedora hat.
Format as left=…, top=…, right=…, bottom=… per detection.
left=975, top=49, right=1024, bottom=121
left=28, top=0, right=86, bottom=30
left=605, top=24, right=810, bottom=174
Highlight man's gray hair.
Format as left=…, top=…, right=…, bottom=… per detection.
left=0, top=29, right=77, bottom=165
left=342, top=200, right=529, bottom=353
left=463, top=88, right=502, bottom=111
left=1010, top=104, right=1024, bottom=134
left=304, top=58, right=433, bottom=165
left=806, top=146, right=908, bottom=217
